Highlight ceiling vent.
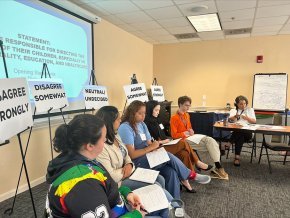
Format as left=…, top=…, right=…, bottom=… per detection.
left=174, top=33, right=199, bottom=39
left=224, top=28, right=252, bottom=35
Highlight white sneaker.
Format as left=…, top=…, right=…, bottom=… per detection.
left=194, top=173, right=211, bottom=184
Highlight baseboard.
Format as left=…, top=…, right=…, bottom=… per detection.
left=0, top=176, right=46, bottom=203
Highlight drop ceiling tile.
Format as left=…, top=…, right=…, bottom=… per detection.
left=252, top=25, right=283, bottom=33
left=258, top=0, right=290, bottom=7
left=118, top=24, right=137, bottom=32
left=251, top=31, right=277, bottom=36
left=254, top=16, right=288, bottom=27
left=173, top=0, right=211, bottom=5
left=159, top=39, right=180, bottom=44
left=103, top=15, right=127, bottom=25
left=130, top=21, right=162, bottom=30
left=79, top=3, right=111, bottom=16
left=222, top=19, right=253, bottom=29
left=281, top=23, right=290, bottom=31
left=197, top=30, right=224, bottom=40
left=131, top=31, right=148, bottom=38
left=70, top=0, right=98, bottom=5
left=152, top=34, right=177, bottom=40
left=279, top=30, right=290, bottom=35
left=256, top=4, right=290, bottom=18
left=144, top=28, right=170, bottom=36
left=115, top=11, right=152, bottom=24
left=216, top=0, right=257, bottom=12
left=177, top=1, right=217, bottom=16
left=166, top=25, right=196, bottom=34
left=179, top=38, right=201, bottom=42
left=157, top=17, right=190, bottom=28
left=96, top=1, right=139, bottom=14
left=145, top=6, right=183, bottom=20
left=225, top=33, right=251, bottom=39
left=132, top=0, right=174, bottom=10
left=219, top=8, right=255, bottom=22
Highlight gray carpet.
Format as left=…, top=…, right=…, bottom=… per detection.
left=1, top=147, right=290, bottom=218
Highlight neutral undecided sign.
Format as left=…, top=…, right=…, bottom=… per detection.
left=124, top=83, right=148, bottom=103
left=151, top=85, right=165, bottom=102
left=0, top=78, right=33, bottom=141
left=83, top=85, right=109, bottom=109
left=29, top=79, right=68, bottom=112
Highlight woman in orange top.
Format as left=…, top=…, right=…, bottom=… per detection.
left=170, top=96, right=229, bottom=180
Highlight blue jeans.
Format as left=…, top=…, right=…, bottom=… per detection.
left=133, top=152, right=190, bottom=199
left=121, top=175, right=165, bottom=190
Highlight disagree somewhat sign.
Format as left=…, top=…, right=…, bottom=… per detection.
left=151, top=85, right=165, bottom=102
left=83, top=85, right=109, bottom=109
left=0, top=78, right=33, bottom=141
left=29, top=79, right=68, bottom=112
left=123, top=83, right=148, bottom=103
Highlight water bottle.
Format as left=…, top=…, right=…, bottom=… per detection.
left=223, top=113, right=229, bottom=126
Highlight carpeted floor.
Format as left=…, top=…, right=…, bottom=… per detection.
left=1, top=146, right=290, bottom=218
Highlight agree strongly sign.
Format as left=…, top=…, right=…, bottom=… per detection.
left=0, top=78, right=33, bottom=141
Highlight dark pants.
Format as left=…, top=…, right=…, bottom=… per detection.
left=230, top=132, right=253, bottom=155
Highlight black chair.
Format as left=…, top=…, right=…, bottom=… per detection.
left=258, top=134, right=290, bottom=173
left=225, top=133, right=257, bottom=163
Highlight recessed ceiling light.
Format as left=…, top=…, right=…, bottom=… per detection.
left=187, top=13, right=222, bottom=32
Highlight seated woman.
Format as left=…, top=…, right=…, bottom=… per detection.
left=144, top=100, right=213, bottom=172
left=95, top=106, right=171, bottom=217
left=46, top=114, right=146, bottom=217
left=228, top=95, right=256, bottom=166
left=118, top=100, right=211, bottom=199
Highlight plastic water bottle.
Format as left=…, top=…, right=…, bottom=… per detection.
left=223, top=113, right=229, bottom=126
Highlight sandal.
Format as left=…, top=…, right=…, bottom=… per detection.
left=234, top=158, right=240, bottom=167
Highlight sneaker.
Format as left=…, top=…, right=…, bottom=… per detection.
left=194, top=174, right=211, bottom=184
left=211, top=168, right=229, bottom=180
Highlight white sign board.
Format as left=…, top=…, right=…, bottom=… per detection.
left=151, top=85, right=165, bottom=102
left=0, top=78, right=33, bottom=141
left=83, top=85, right=109, bottom=109
left=253, top=74, right=287, bottom=111
left=123, top=83, right=148, bottom=103
left=28, top=79, right=68, bottom=112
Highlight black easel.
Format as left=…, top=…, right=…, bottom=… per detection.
left=152, top=77, right=158, bottom=85
left=1, top=40, right=37, bottom=217
left=40, top=63, right=67, bottom=159
left=84, top=70, right=98, bottom=114
left=4, top=63, right=67, bottom=216
left=122, top=74, right=138, bottom=114
left=0, top=40, right=10, bottom=146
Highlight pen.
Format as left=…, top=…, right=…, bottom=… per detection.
left=140, top=207, right=149, bottom=213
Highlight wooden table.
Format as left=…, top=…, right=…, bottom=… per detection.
left=213, top=122, right=290, bottom=162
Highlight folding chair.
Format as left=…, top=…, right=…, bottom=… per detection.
left=258, top=134, right=290, bottom=173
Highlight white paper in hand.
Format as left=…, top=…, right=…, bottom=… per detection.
left=186, top=134, right=205, bottom=144
left=133, top=184, right=169, bottom=213
left=129, top=168, right=159, bottom=184
left=163, top=138, right=181, bottom=146
left=146, top=147, right=170, bottom=168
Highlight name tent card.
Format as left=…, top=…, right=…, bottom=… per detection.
left=151, top=85, right=165, bottom=102
left=83, top=85, right=109, bottom=109
left=28, top=79, right=68, bottom=112
left=0, top=78, right=33, bottom=141
left=123, top=83, right=148, bottom=103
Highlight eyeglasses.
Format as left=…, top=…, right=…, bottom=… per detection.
left=183, top=104, right=191, bottom=107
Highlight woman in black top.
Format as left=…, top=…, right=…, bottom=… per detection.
left=145, top=100, right=212, bottom=172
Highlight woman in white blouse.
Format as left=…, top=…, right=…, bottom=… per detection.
left=228, top=95, right=256, bottom=166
